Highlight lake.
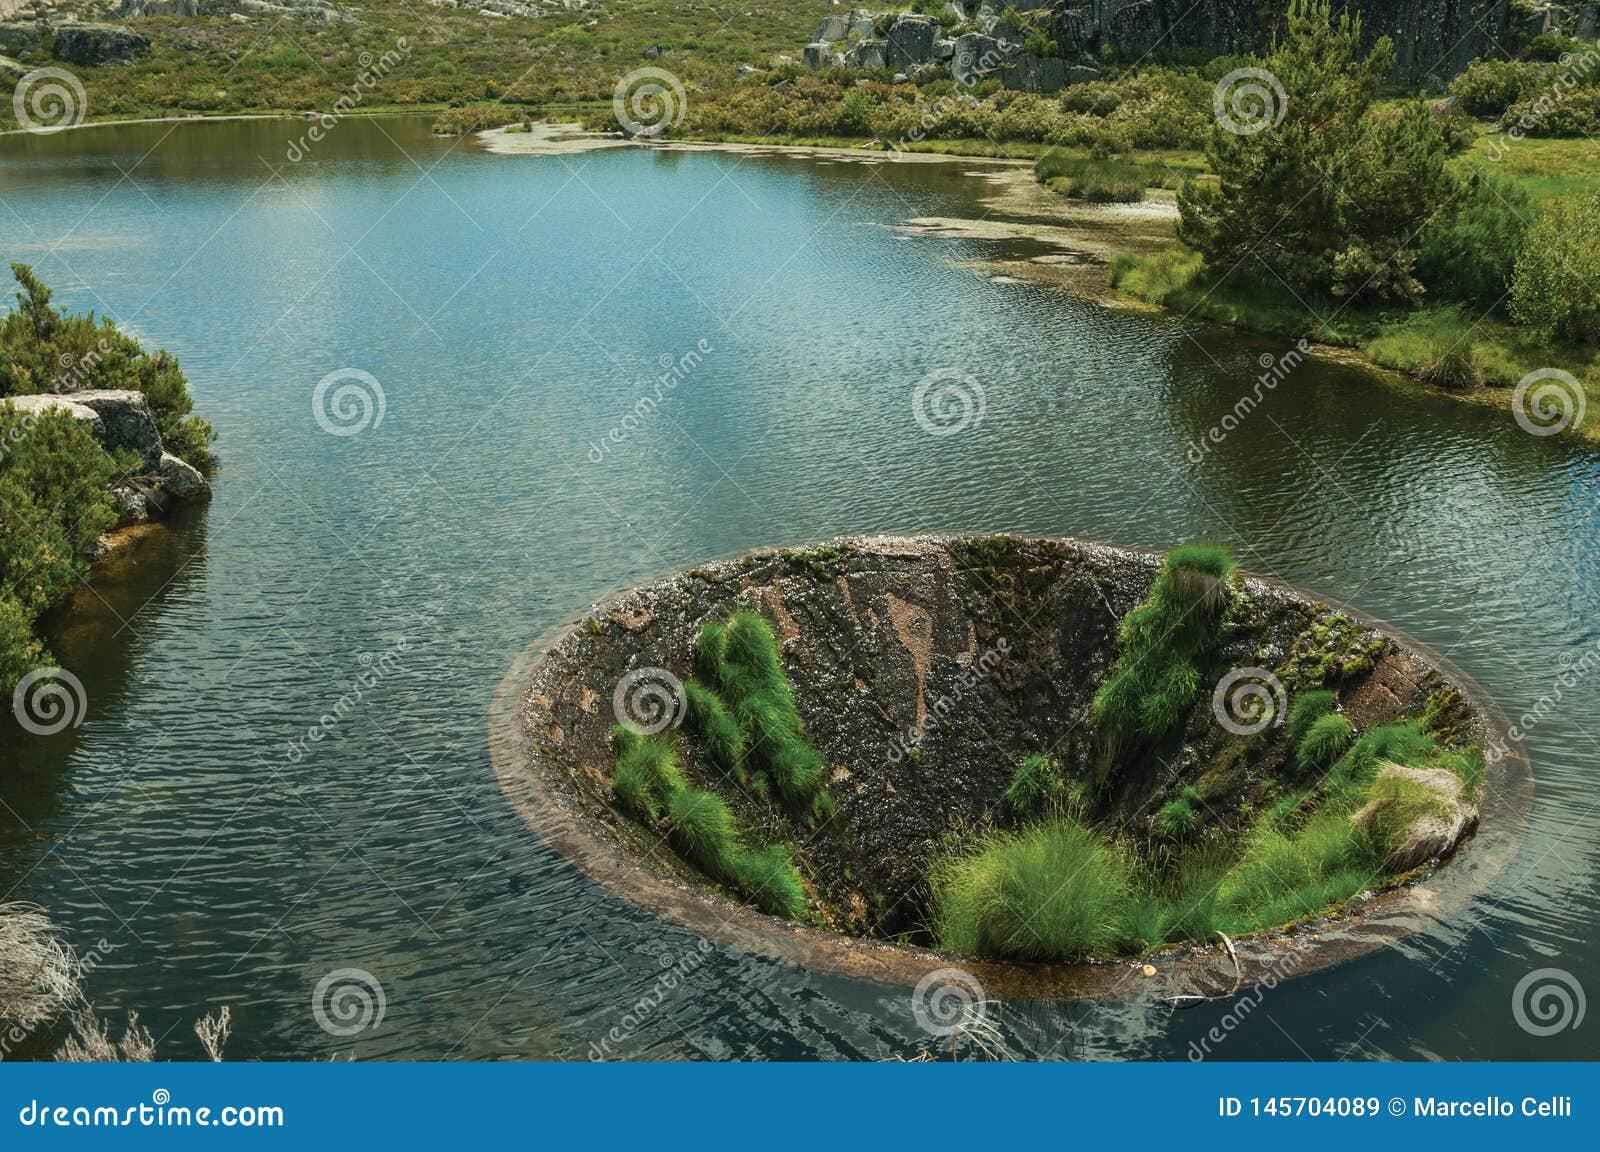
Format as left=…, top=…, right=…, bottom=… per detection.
left=1, top=115, right=1595, bottom=1060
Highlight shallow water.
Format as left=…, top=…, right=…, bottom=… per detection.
left=1, top=116, right=1596, bottom=1061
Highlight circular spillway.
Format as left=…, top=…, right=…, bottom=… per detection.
left=489, top=535, right=1531, bottom=1002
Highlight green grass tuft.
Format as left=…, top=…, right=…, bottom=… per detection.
left=666, top=788, right=743, bottom=877
left=694, top=622, right=728, bottom=684
left=1297, top=712, right=1355, bottom=770
left=731, top=844, right=808, bottom=919
left=1285, top=689, right=1337, bottom=744
left=1155, top=794, right=1198, bottom=837
left=1005, top=754, right=1066, bottom=817
left=1325, top=720, right=1435, bottom=797
left=612, top=757, right=664, bottom=821
left=932, top=818, right=1132, bottom=962
left=1092, top=544, right=1236, bottom=749
left=684, top=678, right=746, bottom=776
left=611, top=727, right=687, bottom=820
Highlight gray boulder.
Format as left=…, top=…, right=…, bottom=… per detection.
left=6, top=393, right=103, bottom=436
left=989, top=18, right=1021, bottom=43
left=851, top=38, right=888, bottom=70
left=951, top=32, right=1010, bottom=85
left=51, top=24, right=151, bottom=66
left=8, top=390, right=209, bottom=504
left=934, top=37, right=955, bottom=61
left=157, top=451, right=207, bottom=499
left=886, top=13, right=938, bottom=68
left=0, top=21, right=41, bottom=56
left=803, top=41, right=829, bottom=69
left=69, top=390, right=165, bottom=469
left=1065, top=63, right=1102, bottom=85
left=1002, top=53, right=1065, bottom=92
left=848, top=14, right=877, bottom=42
left=814, top=14, right=849, bottom=42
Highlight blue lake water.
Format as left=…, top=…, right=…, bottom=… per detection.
left=1, top=115, right=1596, bottom=1060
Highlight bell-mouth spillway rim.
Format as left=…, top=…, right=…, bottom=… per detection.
left=487, top=533, right=1534, bottom=1003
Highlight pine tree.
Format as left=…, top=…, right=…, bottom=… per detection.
left=1178, top=0, right=1455, bottom=308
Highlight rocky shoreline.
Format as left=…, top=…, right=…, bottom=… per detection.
left=10, top=389, right=211, bottom=555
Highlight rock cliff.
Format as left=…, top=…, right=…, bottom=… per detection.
left=805, top=1, right=1530, bottom=90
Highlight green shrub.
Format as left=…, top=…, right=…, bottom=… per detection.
left=0, top=398, right=122, bottom=694
left=730, top=843, right=807, bottom=919
left=1297, top=712, right=1355, bottom=769
left=1, top=266, right=213, bottom=467
left=0, top=595, right=46, bottom=691
left=1416, top=175, right=1531, bottom=312
left=667, top=788, right=743, bottom=877
left=932, top=818, right=1132, bottom=961
left=1448, top=59, right=1548, bottom=116
left=1511, top=193, right=1600, bottom=342
left=1284, top=689, right=1337, bottom=744
left=1005, top=754, right=1066, bottom=816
